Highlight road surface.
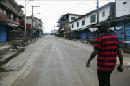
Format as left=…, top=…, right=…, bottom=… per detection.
left=0, top=35, right=130, bottom=86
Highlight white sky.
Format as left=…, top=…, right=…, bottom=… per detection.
left=15, top=0, right=115, bottom=33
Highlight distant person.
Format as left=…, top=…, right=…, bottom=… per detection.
left=86, top=21, right=123, bottom=86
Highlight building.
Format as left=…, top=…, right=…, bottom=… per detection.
left=57, top=13, right=82, bottom=38
left=56, top=1, right=130, bottom=50
left=51, top=30, right=58, bottom=36
left=69, top=2, right=115, bottom=40
left=0, top=0, right=24, bottom=43
left=26, top=16, right=32, bottom=29
left=26, top=16, right=43, bottom=29
left=26, top=16, right=43, bottom=38
left=113, top=0, right=130, bottom=48
left=36, top=19, right=43, bottom=37
left=116, top=0, right=130, bottom=17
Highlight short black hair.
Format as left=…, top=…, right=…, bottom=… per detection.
left=96, top=21, right=111, bottom=33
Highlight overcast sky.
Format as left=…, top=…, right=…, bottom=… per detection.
left=15, top=0, right=115, bottom=33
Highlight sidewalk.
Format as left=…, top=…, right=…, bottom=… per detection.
left=0, top=44, right=10, bottom=56
left=0, top=43, right=25, bottom=68
left=0, top=38, right=43, bottom=71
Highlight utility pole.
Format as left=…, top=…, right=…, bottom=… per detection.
left=32, top=6, right=34, bottom=29
left=94, top=0, right=99, bottom=37
left=97, top=0, right=99, bottom=24
left=24, top=0, right=27, bottom=37
left=25, top=0, right=34, bottom=37
left=32, top=6, right=40, bottom=29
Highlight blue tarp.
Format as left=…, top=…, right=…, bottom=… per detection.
left=79, top=31, right=94, bottom=40
left=115, top=23, right=130, bottom=46
left=80, top=32, right=87, bottom=40
left=0, top=24, right=7, bottom=42
left=125, top=23, right=130, bottom=41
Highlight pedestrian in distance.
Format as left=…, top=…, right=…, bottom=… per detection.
left=86, top=21, right=123, bottom=86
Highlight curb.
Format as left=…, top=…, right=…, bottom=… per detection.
left=0, top=46, right=10, bottom=55
left=0, top=48, right=25, bottom=67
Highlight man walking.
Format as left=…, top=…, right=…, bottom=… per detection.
left=86, top=21, right=123, bottom=86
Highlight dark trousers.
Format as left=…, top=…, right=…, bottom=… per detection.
left=97, top=70, right=112, bottom=86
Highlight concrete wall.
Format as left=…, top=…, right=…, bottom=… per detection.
left=70, top=3, right=111, bottom=31
left=116, top=0, right=130, bottom=17
left=99, top=6, right=110, bottom=22
left=69, top=15, right=80, bottom=22
left=71, top=16, right=86, bottom=31
left=26, top=18, right=32, bottom=24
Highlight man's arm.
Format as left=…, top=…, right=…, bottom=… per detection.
left=117, top=48, right=123, bottom=72
left=117, top=49, right=123, bottom=66
left=86, top=37, right=101, bottom=67
left=86, top=49, right=98, bottom=67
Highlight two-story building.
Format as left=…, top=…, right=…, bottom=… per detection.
left=26, top=16, right=43, bottom=38
left=0, top=0, right=23, bottom=42
left=69, top=2, right=115, bottom=40
left=57, top=13, right=82, bottom=38
left=33, top=17, right=43, bottom=37
left=113, top=0, right=130, bottom=48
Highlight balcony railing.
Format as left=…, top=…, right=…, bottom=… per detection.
left=0, top=12, right=21, bottom=26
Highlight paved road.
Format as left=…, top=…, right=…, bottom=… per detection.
left=0, top=36, right=130, bottom=86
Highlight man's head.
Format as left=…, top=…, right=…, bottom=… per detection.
left=96, top=21, right=111, bottom=33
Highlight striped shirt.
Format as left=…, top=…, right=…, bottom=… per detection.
left=94, top=33, right=119, bottom=71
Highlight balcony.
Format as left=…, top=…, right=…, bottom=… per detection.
left=0, top=12, right=7, bottom=22
left=0, top=0, right=22, bottom=17
left=0, top=12, right=21, bottom=26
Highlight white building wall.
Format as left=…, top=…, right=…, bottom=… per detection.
left=80, top=18, right=86, bottom=29
left=78, top=19, right=83, bottom=29
left=69, top=15, right=80, bottom=22
left=71, top=15, right=93, bottom=31
left=39, top=22, right=43, bottom=29
left=70, top=3, right=112, bottom=31
left=86, top=12, right=97, bottom=26
left=116, top=0, right=130, bottom=17
left=73, top=22, right=77, bottom=30
left=33, top=18, right=40, bottom=29
left=71, top=17, right=86, bottom=31
left=26, top=18, right=32, bottom=24
left=99, top=6, right=110, bottom=22
left=70, top=23, right=72, bottom=30
left=26, top=17, right=43, bottom=30
left=85, top=16, right=90, bottom=26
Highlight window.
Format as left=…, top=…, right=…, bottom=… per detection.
left=77, top=22, right=79, bottom=27
left=90, top=15, right=96, bottom=23
left=102, top=11, right=105, bottom=17
left=72, top=24, right=74, bottom=28
left=123, top=2, right=127, bottom=4
left=82, top=20, right=85, bottom=26
left=71, top=17, right=75, bottom=20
